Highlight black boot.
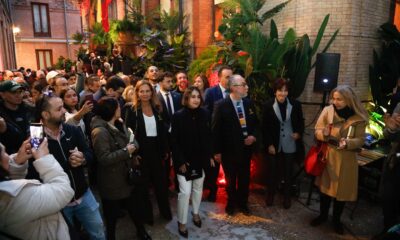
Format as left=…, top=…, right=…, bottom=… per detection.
left=333, top=200, right=345, bottom=235
left=310, top=193, right=331, bottom=226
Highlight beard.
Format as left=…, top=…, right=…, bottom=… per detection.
left=48, top=114, right=65, bottom=126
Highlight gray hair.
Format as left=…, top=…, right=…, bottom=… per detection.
left=227, top=74, right=244, bottom=91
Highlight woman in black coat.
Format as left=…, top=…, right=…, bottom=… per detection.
left=91, top=97, right=151, bottom=240
left=262, top=78, right=304, bottom=209
left=124, top=80, right=172, bottom=224
left=171, top=86, right=212, bottom=238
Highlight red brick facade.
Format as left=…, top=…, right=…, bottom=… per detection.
left=192, top=0, right=214, bottom=56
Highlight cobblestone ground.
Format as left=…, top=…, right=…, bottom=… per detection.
left=111, top=180, right=382, bottom=240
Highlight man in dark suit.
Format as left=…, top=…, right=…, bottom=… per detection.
left=203, top=65, right=233, bottom=202
left=157, top=71, right=182, bottom=190
left=212, top=74, right=258, bottom=216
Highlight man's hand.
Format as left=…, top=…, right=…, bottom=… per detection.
left=244, top=135, right=256, bottom=146
left=69, top=147, right=85, bottom=167
left=214, top=154, right=221, bottom=163
left=179, top=163, right=187, bottom=173
left=291, top=133, right=300, bottom=140
left=268, top=145, right=276, bottom=155
left=385, top=113, right=400, bottom=131
left=0, top=116, right=6, bottom=133
left=210, top=158, right=215, bottom=167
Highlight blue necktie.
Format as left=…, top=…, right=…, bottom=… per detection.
left=236, top=101, right=248, bottom=137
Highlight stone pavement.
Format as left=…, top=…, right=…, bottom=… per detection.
left=114, top=180, right=383, bottom=240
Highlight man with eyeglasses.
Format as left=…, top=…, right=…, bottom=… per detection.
left=212, top=74, right=258, bottom=216
left=0, top=80, right=35, bottom=154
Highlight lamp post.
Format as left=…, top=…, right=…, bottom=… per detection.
left=12, top=26, right=20, bottom=68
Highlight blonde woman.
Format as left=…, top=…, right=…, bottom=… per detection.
left=310, top=85, right=368, bottom=235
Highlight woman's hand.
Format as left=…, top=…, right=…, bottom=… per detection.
left=79, top=101, right=94, bottom=116
left=179, top=163, right=187, bottom=173
left=323, top=124, right=333, bottom=137
left=14, top=139, right=33, bottom=165
left=337, top=138, right=347, bottom=149
left=268, top=145, right=276, bottom=155
left=32, top=138, right=49, bottom=160
left=291, top=133, right=300, bottom=140
left=0, top=116, right=7, bottom=133
left=126, top=143, right=137, bottom=155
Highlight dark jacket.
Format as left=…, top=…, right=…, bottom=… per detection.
left=262, top=98, right=305, bottom=153
left=124, top=104, right=168, bottom=159
left=46, top=123, right=93, bottom=200
left=171, top=107, right=212, bottom=174
left=0, top=102, right=35, bottom=154
left=204, top=85, right=224, bottom=114
left=157, top=91, right=182, bottom=130
left=91, top=116, right=136, bottom=200
left=212, top=97, right=258, bottom=162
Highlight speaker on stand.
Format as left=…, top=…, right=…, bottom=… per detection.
left=314, top=53, right=341, bottom=108
left=301, top=53, right=341, bottom=205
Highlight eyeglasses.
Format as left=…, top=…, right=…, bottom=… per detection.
left=233, top=83, right=248, bottom=87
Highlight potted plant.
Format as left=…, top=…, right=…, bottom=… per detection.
left=90, top=22, right=110, bottom=54
left=109, top=17, right=142, bottom=57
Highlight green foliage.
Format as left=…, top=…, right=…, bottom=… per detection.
left=54, top=56, right=74, bottom=72
left=91, top=22, right=110, bottom=45
left=369, top=23, right=400, bottom=112
left=71, top=31, right=87, bottom=59
left=284, top=14, right=339, bottom=99
left=109, top=17, right=142, bottom=42
left=188, top=46, right=219, bottom=80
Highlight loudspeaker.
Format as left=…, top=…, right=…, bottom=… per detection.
left=313, top=53, right=341, bottom=92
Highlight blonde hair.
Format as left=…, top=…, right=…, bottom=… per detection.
left=122, top=85, right=135, bottom=103
left=132, top=80, right=162, bottom=112
left=330, top=85, right=369, bottom=121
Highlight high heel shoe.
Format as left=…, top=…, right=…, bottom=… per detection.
left=192, top=212, right=202, bottom=228
left=177, top=222, right=188, bottom=238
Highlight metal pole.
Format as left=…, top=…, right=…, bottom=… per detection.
left=63, top=0, right=71, bottom=58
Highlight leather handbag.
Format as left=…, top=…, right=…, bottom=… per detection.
left=304, top=141, right=328, bottom=176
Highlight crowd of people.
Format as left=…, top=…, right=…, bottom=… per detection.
left=0, top=57, right=399, bottom=240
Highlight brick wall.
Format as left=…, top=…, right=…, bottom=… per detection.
left=260, top=0, right=391, bottom=123
left=192, top=0, right=214, bottom=56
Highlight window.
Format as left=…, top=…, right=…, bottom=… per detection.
left=36, top=50, right=53, bottom=69
left=31, top=2, right=51, bottom=37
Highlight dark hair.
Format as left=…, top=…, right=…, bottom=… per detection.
left=85, top=75, right=100, bottom=86
left=106, top=76, right=126, bottom=90
left=31, top=80, right=45, bottom=93
left=193, top=73, right=210, bottom=90
left=182, top=86, right=203, bottom=107
left=273, top=78, right=290, bottom=93
left=175, top=71, right=187, bottom=77
left=217, top=65, right=232, bottom=77
left=157, top=71, right=174, bottom=82
left=94, top=97, right=119, bottom=121
left=34, top=92, right=57, bottom=122
left=59, top=87, right=78, bottom=113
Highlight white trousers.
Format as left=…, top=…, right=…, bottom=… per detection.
left=177, top=170, right=205, bottom=224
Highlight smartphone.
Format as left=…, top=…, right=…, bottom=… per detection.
left=84, top=94, right=94, bottom=103
left=30, top=123, right=44, bottom=149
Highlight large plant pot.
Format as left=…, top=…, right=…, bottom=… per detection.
left=115, top=32, right=141, bottom=58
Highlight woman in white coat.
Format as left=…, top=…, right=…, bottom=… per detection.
left=0, top=138, right=74, bottom=240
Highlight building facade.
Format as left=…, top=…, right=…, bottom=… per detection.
left=0, top=0, right=17, bottom=71
left=11, top=0, right=82, bottom=70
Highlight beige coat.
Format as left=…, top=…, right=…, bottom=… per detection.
left=315, top=105, right=366, bottom=201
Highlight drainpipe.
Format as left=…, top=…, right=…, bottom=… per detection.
left=63, top=0, right=71, bottom=58
left=178, top=0, right=183, bottom=34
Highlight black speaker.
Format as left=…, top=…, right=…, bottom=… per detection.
left=313, top=53, right=341, bottom=92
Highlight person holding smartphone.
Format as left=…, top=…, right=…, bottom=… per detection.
left=0, top=138, right=74, bottom=240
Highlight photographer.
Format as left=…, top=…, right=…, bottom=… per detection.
left=0, top=138, right=74, bottom=240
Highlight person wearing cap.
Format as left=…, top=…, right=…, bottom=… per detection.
left=3, top=70, right=14, bottom=81
left=0, top=80, right=35, bottom=154
left=46, top=70, right=60, bottom=87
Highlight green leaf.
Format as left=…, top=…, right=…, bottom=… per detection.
left=270, top=19, right=278, bottom=39
left=311, top=14, right=330, bottom=56
left=261, top=0, right=292, bottom=22
left=283, top=28, right=296, bottom=45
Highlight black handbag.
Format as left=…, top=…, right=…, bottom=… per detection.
left=184, top=164, right=203, bottom=181
left=127, top=165, right=143, bottom=186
